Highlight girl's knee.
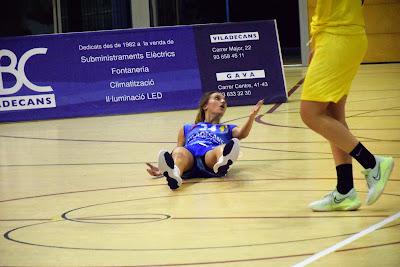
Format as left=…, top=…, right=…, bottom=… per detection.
left=172, top=148, right=194, bottom=166
left=172, top=147, right=189, bottom=158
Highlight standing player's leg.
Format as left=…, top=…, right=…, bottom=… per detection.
left=301, top=98, right=394, bottom=209
left=300, top=100, right=359, bottom=153
left=305, top=97, right=361, bottom=211
left=327, top=97, right=355, bottom=195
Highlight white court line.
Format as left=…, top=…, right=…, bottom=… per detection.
left=292, top=211, right=400, bottom=267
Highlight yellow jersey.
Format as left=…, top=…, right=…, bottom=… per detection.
left=310, top=0, right=365, bottom=36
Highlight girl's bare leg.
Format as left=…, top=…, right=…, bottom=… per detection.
left=171, top=147, right=194, bottom=175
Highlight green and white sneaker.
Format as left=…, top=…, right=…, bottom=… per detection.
left=363, top=156, right=394, bottom=205
left=309, top=188, right=361, bottom=211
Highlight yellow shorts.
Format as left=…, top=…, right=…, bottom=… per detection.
left=301, top=32, right=368, bottom=103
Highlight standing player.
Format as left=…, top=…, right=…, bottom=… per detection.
left=146, top=91, right=264, bottom=190
left=300, top=0, right=394, bottom=211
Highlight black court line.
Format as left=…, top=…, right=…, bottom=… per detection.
left=0, top=177, right=398, bottom=204
left=347, top=105, right=400, bottom=118
left=0, top=219, right=52, bottom=221
left=3, top=220, right=399, bottom=253
left=2, top=179, right=399, bottom=260
left=349, top=96, right=400, bottom=103
left=2, top=154, right=400, bottom=168
left=171, top=215, right=396, bottom=220
left=240, top=145, right=332, bottom=154
left=0, top=135, right=173, bottom=143
left=0, top=158, right=338, bottom=168
left=255, top=120, right=400, bottom=131
left=352, top=89, right=400, bottom=92
left=0, top=214, right=397, bottom=223
left=271, top=106, right=400, bottom=113
left=1, top=133, right=395, bottom=144
left=4, top=188, right=400, bottom=251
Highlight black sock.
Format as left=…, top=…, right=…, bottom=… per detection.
left=336, top=164, right=354, bottom=194
left=349, top=142, right=376, bottom=169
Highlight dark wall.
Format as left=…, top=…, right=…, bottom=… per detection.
left=61, top=0, right=131, bottom=33
left=230, top=0, right=300, bottom=49
left=0, top=0, right=54, bottom=37
left=153, top=0, right=226, bottom=26
left=151, top=0, right=301, bottom=63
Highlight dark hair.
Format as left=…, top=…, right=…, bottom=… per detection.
left=195, top=91, right=220, bottom=123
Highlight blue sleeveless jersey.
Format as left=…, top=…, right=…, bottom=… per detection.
left=183, top=122, right=237, bottom=157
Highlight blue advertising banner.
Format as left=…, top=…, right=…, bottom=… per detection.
left=0, top=20, right=286, bottom=122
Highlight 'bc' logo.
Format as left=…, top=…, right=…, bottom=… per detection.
left=0, top=48, right=53, bottom=95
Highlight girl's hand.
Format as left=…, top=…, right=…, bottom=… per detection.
left=250, top=99, right=264, bottom=117
left=146, top=162, right=163, bottom=177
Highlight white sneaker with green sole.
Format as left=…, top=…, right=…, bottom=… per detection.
left=309, top=188, right=361, bottom=212
left=363, top=156, right=394, bottom=205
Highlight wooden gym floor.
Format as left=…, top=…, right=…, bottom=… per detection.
left=0, top=63, right=399, bottom=266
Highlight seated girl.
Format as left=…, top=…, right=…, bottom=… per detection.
left=147, top=91, right=263, bottom=189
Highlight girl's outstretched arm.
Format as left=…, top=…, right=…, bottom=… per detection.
left=232, top=99, right=264, bottom=139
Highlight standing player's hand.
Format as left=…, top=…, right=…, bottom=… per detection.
left=308, top=49, right=315, bottom=64
left=308, top=39, right=315, bottom=64
left=146, top=163, right=162, bottom=177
